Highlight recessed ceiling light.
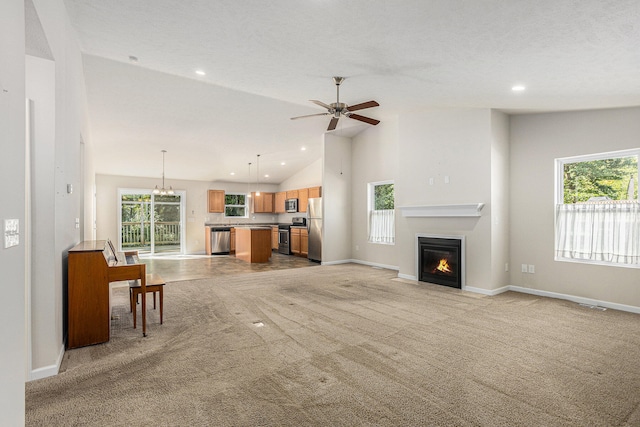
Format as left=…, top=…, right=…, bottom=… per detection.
left=230, top=172, right=235, bottom=175
left=301, top=147, right=306, bottom=151
left=264, top=174, right=269, bottom=178
left=195, top=70, right=206, bottom=76
left=280, top=162, right=286, bottom=166
left=512, top=85, right=526, bottom=92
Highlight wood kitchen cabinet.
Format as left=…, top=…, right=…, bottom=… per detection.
left=286, top=189, right=299, bottom=200
left=274, top=192, right=286, bottom=213
left=290, top=228, right=301, bottom=255
left=298, top=188, right=309, bottom=213
left=301, top=228, right=308, bottom=257
left=271, top=226, right=278, bottom=250
left=208, top=190, right=225, bottom=213
left=251, top=192, right=274, bottom=213
left=308, top=186, right=322, bottom=198
left=230, top=228, right=236, bottom=253
left=290, top=227, right=307, bottom=257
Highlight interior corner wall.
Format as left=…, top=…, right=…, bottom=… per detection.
left=323, top=133, right=352, bottom=263
left=509, top=107, right=640, bottom=308
left=490, top=110, right=510, bottom=288
left=351, top=118, right=399, bottom=269
left=25, top=0, right=90, bottom=379
left=26, top=55, right=58, bottom=372
left=0, top=0, right=26, bottom=423
left=395, top=109, right=493, bottom=289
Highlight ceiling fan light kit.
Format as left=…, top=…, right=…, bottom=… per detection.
left=291, top=76, right=380, bottom=131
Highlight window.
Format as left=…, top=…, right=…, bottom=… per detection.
left=555, top=149, right=639, bottom=267
left=368, top=181, right=395, bottom=244
left=225, top=193, right=248, bottom=217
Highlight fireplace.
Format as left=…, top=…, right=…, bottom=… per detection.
left=417, top=235, right=464, bottom=289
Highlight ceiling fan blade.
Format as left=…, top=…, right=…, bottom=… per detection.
left=290, top=112, right=330, bottom=120
left=327, top=117, right=339, bottom=131
left=347, top=100, right=379, bottom=112
left=348, top=114, right=380, bottom=126
left=310, top=100, right=331, bottom=109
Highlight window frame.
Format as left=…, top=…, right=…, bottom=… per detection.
left=367, top=180, right=395, bottom=245
left=554, top=148, right=639, bottom=268
left=554, top=148, right=639, bottom=205
left=224, top=192, right=248, bottom=218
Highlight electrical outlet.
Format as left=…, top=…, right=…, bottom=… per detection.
left=505, top=263, right=509, bottom=272
left=521, top=264, right=528, bottom=273
left=528, top=264, right=535, bottom=274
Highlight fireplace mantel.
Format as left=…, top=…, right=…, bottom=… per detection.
left=399, top=203, right=485, bottom=217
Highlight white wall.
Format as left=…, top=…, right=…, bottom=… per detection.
left=96, top=175, right=279, bottom=254
left=278, top=157, right=322, bottom=223
left=510, top=107, right=640, bottom=308
left=0, top=0, right=26, bottom=422
left=323, top=133, right=353, bottom=263
left=396, top=109, right=495, bottom=290
left=26, top=55, right=58, bottom=372
left=23, top=0, right=92, bottom=380
left=490, top=110, right=510, bottom=288
left=351, top=117, right=400, bottom=269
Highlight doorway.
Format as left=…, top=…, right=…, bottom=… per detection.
left=118, top=189, right=185, bottom=254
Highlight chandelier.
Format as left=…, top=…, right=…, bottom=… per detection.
left=152, top=150, right=174, bottom=195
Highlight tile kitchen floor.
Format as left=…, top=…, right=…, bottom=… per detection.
left=137, top=251, right=317, bottom=283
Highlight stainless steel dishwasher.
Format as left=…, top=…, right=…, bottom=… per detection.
left=209, top=227, right=231, bottom=254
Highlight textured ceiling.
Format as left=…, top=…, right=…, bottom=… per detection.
left=62, top=0, right=640, bottom=183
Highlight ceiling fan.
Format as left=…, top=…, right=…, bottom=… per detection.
left=291, top=77, right=380, bottom=131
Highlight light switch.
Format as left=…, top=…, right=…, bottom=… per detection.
left=4, top=219, right=19, bottom=248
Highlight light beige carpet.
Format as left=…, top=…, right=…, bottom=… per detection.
left=26, top=264, right=640, bottom=426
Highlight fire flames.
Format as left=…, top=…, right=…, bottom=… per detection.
left=435, top=258, right=452, bottom=274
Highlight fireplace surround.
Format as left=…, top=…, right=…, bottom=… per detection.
left=416, top=234, right=465, bottom=289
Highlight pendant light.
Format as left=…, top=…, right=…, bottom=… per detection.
left=256, top=154, right=261, bottom=196
left=152, top=150, right=174, bottom=195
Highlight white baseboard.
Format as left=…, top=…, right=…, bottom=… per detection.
left=349, top=259, right=399, bottom=271
left=509, top=286, right=640, bottom=314
left=395, top=273, right=640, bottom=314
left=321, top=259, right=353, bottom=266
left=29, top=343, right=64, bottom=381
left=464, top=285, right=510, bottom=296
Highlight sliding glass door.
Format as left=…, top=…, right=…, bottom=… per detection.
left=119, top=190, right=185, bottom=254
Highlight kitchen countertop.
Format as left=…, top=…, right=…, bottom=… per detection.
left=205, top=223, right=277, bottom=227
left=233, top=226, right=272, bottom=230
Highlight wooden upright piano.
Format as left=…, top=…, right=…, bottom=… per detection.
left=67, top=240, right=148, bottom=349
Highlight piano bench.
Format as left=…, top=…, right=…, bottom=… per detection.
left=129, top=273, right=165, bottom=329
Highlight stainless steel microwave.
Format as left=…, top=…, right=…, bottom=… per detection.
left=285, top=198, right=298, bottom=213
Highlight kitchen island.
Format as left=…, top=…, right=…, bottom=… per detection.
left=235, top=227, right=272, bottom=263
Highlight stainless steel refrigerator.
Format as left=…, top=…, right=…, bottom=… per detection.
left=307, top=197, right=322, bottom=262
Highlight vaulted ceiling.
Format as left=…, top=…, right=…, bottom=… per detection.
left=62, top=0, right=640, bottom=183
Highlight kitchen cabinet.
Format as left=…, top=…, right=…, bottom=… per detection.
left=301, top=228, right=308, bottom=257
left=286, top=189, right=299, bottom=200
left=290, top=228, right=301, bottom=255
left=308, top=186, right=322, bottom=198
left=251, top=192, right=274, bottom=213
left=208, top=190, right=225, bottom=213
left=290, top=227, right=307, bottom=257
left=271, top=226, right=278, bottom=250
left=274, top=192, right=286, bottom=213
left=298, top=188, right=309, bottom=213
left=235, top=227, right=272, bottom=263
left=230, top=228, right=236, bottom=253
